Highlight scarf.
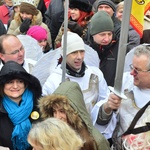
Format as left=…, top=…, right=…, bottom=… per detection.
left=66, top=62, right=86, bottom=77
left=3, top=88, right=33, bottom=150
left=4, top=4, right=13, bottom=17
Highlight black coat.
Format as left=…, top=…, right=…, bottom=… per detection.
left=0, top=61, right=42, bottom=150
left=0, top=19, right=6, bottom=35
left=89, top=35, right=119, bottom=86
left=45, top=0, right=64, bottom=49
left=0, top=101, right=41, bottom=150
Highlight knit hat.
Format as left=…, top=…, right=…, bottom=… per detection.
left=97, top=0, right=116, bottom=12
left=69, top=0, right=92, bottom=13
left=27, top=25, right=47, bottom=41
left=12, top=0, right=21, bottom=7
left=90, top=10, right=114, bottom=35
left=20, top=0, right=39, bottom=16
left=61, top=31, right=85, bottom=55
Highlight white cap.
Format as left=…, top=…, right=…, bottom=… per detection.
left=61, top=31, right=85, bottom=55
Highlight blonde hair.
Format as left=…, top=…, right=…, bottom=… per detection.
left=116, top=1, right=124, bottom=13
left=14, top=12, right=37, bottom=25
left=28, top=118, right=83, bottom=150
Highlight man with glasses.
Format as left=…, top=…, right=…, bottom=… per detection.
left=91, top=44, right=150, bottom=149
left=0, top=34, right=36, bottom=73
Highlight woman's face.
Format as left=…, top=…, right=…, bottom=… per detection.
left=53, top=106, right=68, bottom=123
left=116, top=8, right=123, bottom=21
left=20, top=12, right=33, bottom=20
left=14, top=6, right=20, bottom=13
left=4, top=79, right=26, bottom=104
left=70, top=8, right=80, bottom=21
left=38, top=39, right=47, bottom=51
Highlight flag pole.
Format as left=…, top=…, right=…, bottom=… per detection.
left=61, top=0, right=69, bottom=82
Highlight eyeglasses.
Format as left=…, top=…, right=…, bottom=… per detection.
left=3, top=46, right=24, bottom=55
left=129, top=64, right=150, bottom=74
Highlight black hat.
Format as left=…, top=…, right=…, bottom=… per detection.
left=69, top=0, right=92, bottom=13
left=0, top=61, right=42, bottom=99
left=97, top=0, right=116, bottom=12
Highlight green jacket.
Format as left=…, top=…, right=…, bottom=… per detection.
left=39, top=81, right=110, bottom=150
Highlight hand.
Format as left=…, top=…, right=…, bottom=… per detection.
left=103, top=93, right=121, bottom=114
left=0, top=146, right=10, bottom=150
left=20, top=18, right=31, bottom=33
left=68, top=21, right=83, bottom=37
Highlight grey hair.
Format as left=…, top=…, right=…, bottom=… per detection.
left=134, top=44, right=150, bottom=70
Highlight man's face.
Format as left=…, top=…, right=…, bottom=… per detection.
left=92, top=31, right=113, bottom=45
left=97, top=4, right=114, bottom=17
left=130, top=55, right=150, bottom=89
left=66, top=50, right=85, bottom=71
left=0, top=36, right=25, bottom=65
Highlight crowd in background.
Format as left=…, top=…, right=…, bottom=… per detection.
left=0, top=0, right=150, bottom=150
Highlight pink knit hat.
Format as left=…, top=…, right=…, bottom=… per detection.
left=27, top=25, right=47, bottom=41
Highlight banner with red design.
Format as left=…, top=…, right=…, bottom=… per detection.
left=130, top=0, right=150, bottom=38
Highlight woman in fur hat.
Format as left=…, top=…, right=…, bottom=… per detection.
left=7, top=1, right=51, bottom=46
left=54, top=0, right=94, bottom=49
left=38, top=81, right=110, bottom=150
left=0, top=61, right=42, bottom=150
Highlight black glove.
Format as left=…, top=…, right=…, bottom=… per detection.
left=20, top=18, right=31, bottom=33
left=68, top=21, right=83, bottom=37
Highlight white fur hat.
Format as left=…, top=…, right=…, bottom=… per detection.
left=61, top=31, right=85, bottom=55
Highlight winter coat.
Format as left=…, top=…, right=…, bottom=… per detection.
left=0, top=19, right=6, bottom=35
left=39, top=81, right=110, bottom=150
left=54, top=13, right=93, bottom=49
left=45, top=0, right=64, bottom=49
left=7, top=11, right=51, bottom=45
left=0, top=5, right=10, bottom=25
left=127, top=25, right=140, bottom=52
left=0, top=61, right=42, bottom=150
left=88, top=34, right=119, bottom=86
left=37, top=0, right=46, bottom=22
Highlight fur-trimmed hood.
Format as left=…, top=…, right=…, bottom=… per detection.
left=39, top=81, right=93, bottom=131
left=39, top=81, right=110, bottom=150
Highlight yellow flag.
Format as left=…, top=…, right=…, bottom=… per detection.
left=130, top=0, right=150, bottom=38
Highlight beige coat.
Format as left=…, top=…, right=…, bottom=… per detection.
left=7, top=10, right=51, bottom=45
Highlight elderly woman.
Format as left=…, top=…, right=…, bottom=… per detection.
left=28, top=118, right=83, bottom=150
left=7, top=1, right=51, bottom=45
left=0, top=61, right=42, bottom=150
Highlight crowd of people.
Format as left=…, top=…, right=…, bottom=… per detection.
left=0, top=0, right=150, bottom=150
